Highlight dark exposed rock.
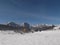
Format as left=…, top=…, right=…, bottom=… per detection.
left=0, top=22, right=56, bottom=33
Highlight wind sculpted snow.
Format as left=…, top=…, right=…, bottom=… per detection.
left=0, top=30, right=60, bottom=45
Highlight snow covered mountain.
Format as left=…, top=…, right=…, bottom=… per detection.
left=53, top=25, right=60, bottom=30
left=7, top=22, right=20, bottom=27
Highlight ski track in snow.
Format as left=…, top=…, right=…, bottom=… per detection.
left=0, top=30, right=60, bottom=45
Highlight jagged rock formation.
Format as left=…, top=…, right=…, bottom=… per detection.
left=0, top=22, right=21, bottom=33
left=20, top=22, right=31, bottom=33
left=31, top=24, right=55, bottom=32
left=0, top=22, right=56, bottom=33
left=0, top=22, right=31, bottom=33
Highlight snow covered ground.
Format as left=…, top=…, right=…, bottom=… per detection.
left=0, top=30, right=60, bottom=45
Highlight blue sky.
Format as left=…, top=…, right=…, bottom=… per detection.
left=0, top=0, right=60, bottom=24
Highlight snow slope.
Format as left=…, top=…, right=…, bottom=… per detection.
left=53, top=26, right=60, bottom=30
left=0, top=30, right=60, bottom=45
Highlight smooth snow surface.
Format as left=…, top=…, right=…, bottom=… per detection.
left=0, top=30, right=60, bottom=45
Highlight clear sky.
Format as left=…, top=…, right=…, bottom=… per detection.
left=0, top=0, right=60, bottom=24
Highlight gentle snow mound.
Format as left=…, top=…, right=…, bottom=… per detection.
left=0, top=30, right=60, bottom=45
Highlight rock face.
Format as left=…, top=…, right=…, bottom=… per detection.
left=0, top=22, right=21, bottom=32
left=0, top=22, right=56, bottom=33
left=21, top=22, right=30, bottom=33
left=31, top=24, right=55, bottom=32
left=0, top=22, right=31, bottom=33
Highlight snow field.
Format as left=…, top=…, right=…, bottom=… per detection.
left=0, top=30, right=60, bottom=45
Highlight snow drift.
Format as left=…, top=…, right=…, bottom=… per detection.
left=0, top=30, right=60, bottom=45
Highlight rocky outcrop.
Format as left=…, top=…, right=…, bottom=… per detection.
left=0, top=22, right=56, bottom=33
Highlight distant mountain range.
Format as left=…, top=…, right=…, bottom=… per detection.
left=0, top=22, right=56, bottom=33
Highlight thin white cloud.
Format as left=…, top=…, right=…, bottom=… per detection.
left=18, top=12, right=60, bottom=21
left=42, top=16, right=60, bottom=21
